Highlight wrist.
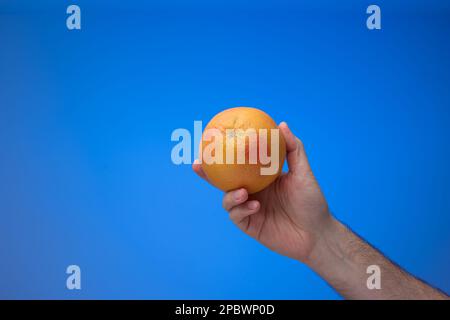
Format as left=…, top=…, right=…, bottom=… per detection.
left=303, top=215, right=345, bottom=269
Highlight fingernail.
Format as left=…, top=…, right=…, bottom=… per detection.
left=248, top=201, right=258, bottom=210
left=233, top=189, right=244, bottom=201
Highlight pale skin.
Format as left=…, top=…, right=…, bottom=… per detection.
left=193, top=122, right=449, bottom=300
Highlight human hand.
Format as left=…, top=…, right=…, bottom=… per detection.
left=193, top=122, right=332, bottom=262
left=195, top=123, right=450, bottom=299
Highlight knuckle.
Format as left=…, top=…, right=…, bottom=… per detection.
left=222, top=197, right=229, bottom=210
left=222, top=193, right=233, bottom=211
left=228, top=207, right=240, bottom=221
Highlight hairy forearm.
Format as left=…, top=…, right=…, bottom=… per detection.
left=304, top=216, right=448, bottom=300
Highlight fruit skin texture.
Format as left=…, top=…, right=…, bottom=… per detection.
left=200, top=107, right=286, bottom=194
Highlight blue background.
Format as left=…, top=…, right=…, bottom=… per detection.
left=1, top=0, right=449, bottom=299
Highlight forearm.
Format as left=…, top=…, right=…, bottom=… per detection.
left=304, top=216, right=448, bottom=300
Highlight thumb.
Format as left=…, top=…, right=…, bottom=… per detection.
left=278, top=122, right=311, bottom=176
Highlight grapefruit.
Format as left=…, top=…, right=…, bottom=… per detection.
left=200, top=107, right=286, bottom=194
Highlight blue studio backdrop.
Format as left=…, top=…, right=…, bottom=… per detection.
left=0, top=0, right=449, bottom=299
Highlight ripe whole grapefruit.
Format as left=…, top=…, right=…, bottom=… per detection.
left=200, top=107, right=286, bottom=194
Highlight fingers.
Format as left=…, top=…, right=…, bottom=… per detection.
left=278, top=122, right=308, bottom=175
left=279, top=121, right=298, bottom=153
left=192, top=159, right=209, bottom=182
left=222, top=188, right=248, bottom=211
left=222, top=189, right=260, bottom=227
left=229, top=200, right=260, bottom=225
left=193, top=164, right=257, bottom=224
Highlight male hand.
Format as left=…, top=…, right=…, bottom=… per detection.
left=193, top=122, right=331, bottom=262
